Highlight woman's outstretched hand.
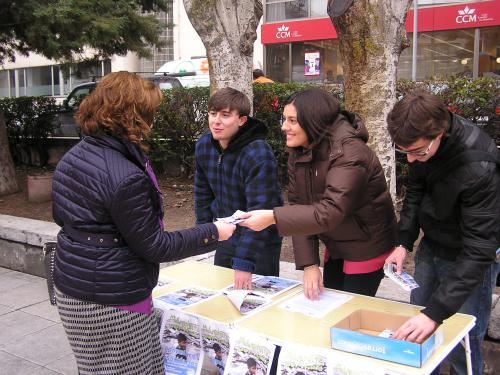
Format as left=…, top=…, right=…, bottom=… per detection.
left=214, top=222, right=236, bottom=241
left=238, top=210, right=276, bottom=232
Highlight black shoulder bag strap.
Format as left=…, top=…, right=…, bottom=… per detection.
left=426, top=149, right=500, bottom=187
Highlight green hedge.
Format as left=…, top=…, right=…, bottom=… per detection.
left=395, top=76, right=499, bottom=196
left=2, top=76, right=497, bottom=183
left=0, top=96, right=58, bottom=166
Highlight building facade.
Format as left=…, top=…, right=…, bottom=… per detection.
left=0, top=0, right=266, bottom=99
left=0, top=1, right=199, bottom=99
left=261, top=0, right=500, bottom=83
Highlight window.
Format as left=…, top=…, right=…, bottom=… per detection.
left=479, top=26, right=500, bottom=77
left=266, top=44, right=290, bottom=82
left=266, top=40, right=343, bottom=83
left=291, top=40, right=343, bottom=83
left=310, top=0, right=327, bottom=18
left=398, top=29, right=475, bottom=80
left=266, top=0, right=309, bottom=22
left=26, top=66, right=52, bottom=96
left=0, top=70, right=9, bottom=97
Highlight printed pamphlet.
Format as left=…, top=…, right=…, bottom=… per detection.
left=217, top=210, right=246, bottom=224
left=225, top=332, right=276, bottom=375
left=153, top=275, right=174, bottom=292
left=159, top=309, right=203, bottom=375
left=224, top=275, right=299, bottom=315
left=200, top=319, right=232, bottom=375
left=155, top=286, right=219, bottom=309
left=383, top=263, right=419, bottom=291
left=279, top=290, right=352, bottom=319
left=224, top=289, right=271, bottom=315
left=277, top=343, right=331, bottom=375
left=225, top=275, right=300, bottom=299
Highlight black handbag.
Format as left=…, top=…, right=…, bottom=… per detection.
left=43, top=242, right=57, bottom=306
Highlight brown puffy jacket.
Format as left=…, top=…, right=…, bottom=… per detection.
left=273, top=111, right=397, bottom=269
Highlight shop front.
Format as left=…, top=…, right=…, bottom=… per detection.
left=261, top=0, right=500, bottom=83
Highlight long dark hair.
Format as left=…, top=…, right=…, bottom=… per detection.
left=284, top=88, right=340, bottom=144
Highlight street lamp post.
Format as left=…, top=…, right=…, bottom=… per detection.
left=412, top=0, right=418, bottom=81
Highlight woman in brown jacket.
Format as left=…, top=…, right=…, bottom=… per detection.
left=240, top=88, right=397, bottom=300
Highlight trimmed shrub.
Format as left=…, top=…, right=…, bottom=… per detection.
left=0, top=96, right=58, bottom=166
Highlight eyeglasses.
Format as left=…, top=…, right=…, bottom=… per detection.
left=393, top=138, right=436, bottom=156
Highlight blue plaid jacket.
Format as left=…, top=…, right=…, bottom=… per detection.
left=195, top=117, right=283, bottom=273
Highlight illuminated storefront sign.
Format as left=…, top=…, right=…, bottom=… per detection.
left=262, top=1, right=499, bottom=44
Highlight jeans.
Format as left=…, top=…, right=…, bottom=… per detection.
left=411, top=240, right=497, bottom=375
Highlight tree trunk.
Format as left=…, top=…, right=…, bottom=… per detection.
left=0, top=111, right=19, bottom=195
left=329, top=0, right=411, bottom=198
left=183, top=0, right=262, bottom=103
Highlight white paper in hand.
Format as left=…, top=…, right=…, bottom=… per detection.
left=216, top=210, right=246, bottom=224
left=383, top=263, right=419, bottom=291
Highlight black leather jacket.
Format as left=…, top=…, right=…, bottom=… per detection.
left=398, top=114, right=500, bottom=324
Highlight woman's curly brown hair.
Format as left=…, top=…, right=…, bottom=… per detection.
left=76, top=71, right=162, bottom=151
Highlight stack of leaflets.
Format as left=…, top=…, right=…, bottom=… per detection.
left=224, top=275, right=300, bottom=315
left=383, top=263, right=419, bottom=291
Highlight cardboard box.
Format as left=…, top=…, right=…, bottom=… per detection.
left=330, top=309, right=443, bottom=367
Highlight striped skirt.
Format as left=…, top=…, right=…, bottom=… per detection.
left=55, top=288, right=164, bottom=375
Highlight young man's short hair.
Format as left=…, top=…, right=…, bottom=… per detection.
left=177, top=333, right=187, bottom=342
left=246, top=357, right=257, bottom=367
left=208, top=87, right=250, bottom=117
left=387, top=90, right=451, bottom=147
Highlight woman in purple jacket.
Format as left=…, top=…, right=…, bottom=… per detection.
left=52, top=72, right=235, bottom=375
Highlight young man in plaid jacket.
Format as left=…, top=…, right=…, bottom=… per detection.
left=195, top=87, right=283, bottom=289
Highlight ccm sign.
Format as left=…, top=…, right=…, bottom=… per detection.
left=276, top=25, right=290, bottom=39
left=456, top=6, right=476, bottom=24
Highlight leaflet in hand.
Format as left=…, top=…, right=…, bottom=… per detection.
left=383, top=263, right=419, bottom=291
left=216, top=210, right=246, bottom=224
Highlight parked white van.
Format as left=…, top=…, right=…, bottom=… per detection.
left=155, top=57, right=210, bottom=88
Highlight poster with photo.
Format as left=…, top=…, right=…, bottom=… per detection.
left=200, top=319, right=232, bottom=375
left=154, top=275, right=174, bottom=292
left=224, top=276, right=299, bottom=299
left=155, top=287, right=219, bottom=309
left=277, top=344, right=331, bottom=375
left=304, top=51, right=320, bottom=76
left=329, top=357, right=385, bottom=375
left=160, top=310, right=203, bottom=375
left=225, top=333, right=276, bottom=375
left=223, top=290, right=271, bottom=315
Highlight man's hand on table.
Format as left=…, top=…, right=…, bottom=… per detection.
left=234, top=270, right=253, bottom=290
left=393, top=313, right=439, bottom=343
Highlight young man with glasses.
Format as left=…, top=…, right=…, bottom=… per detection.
left=385, top=90, right=499, bottom=375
